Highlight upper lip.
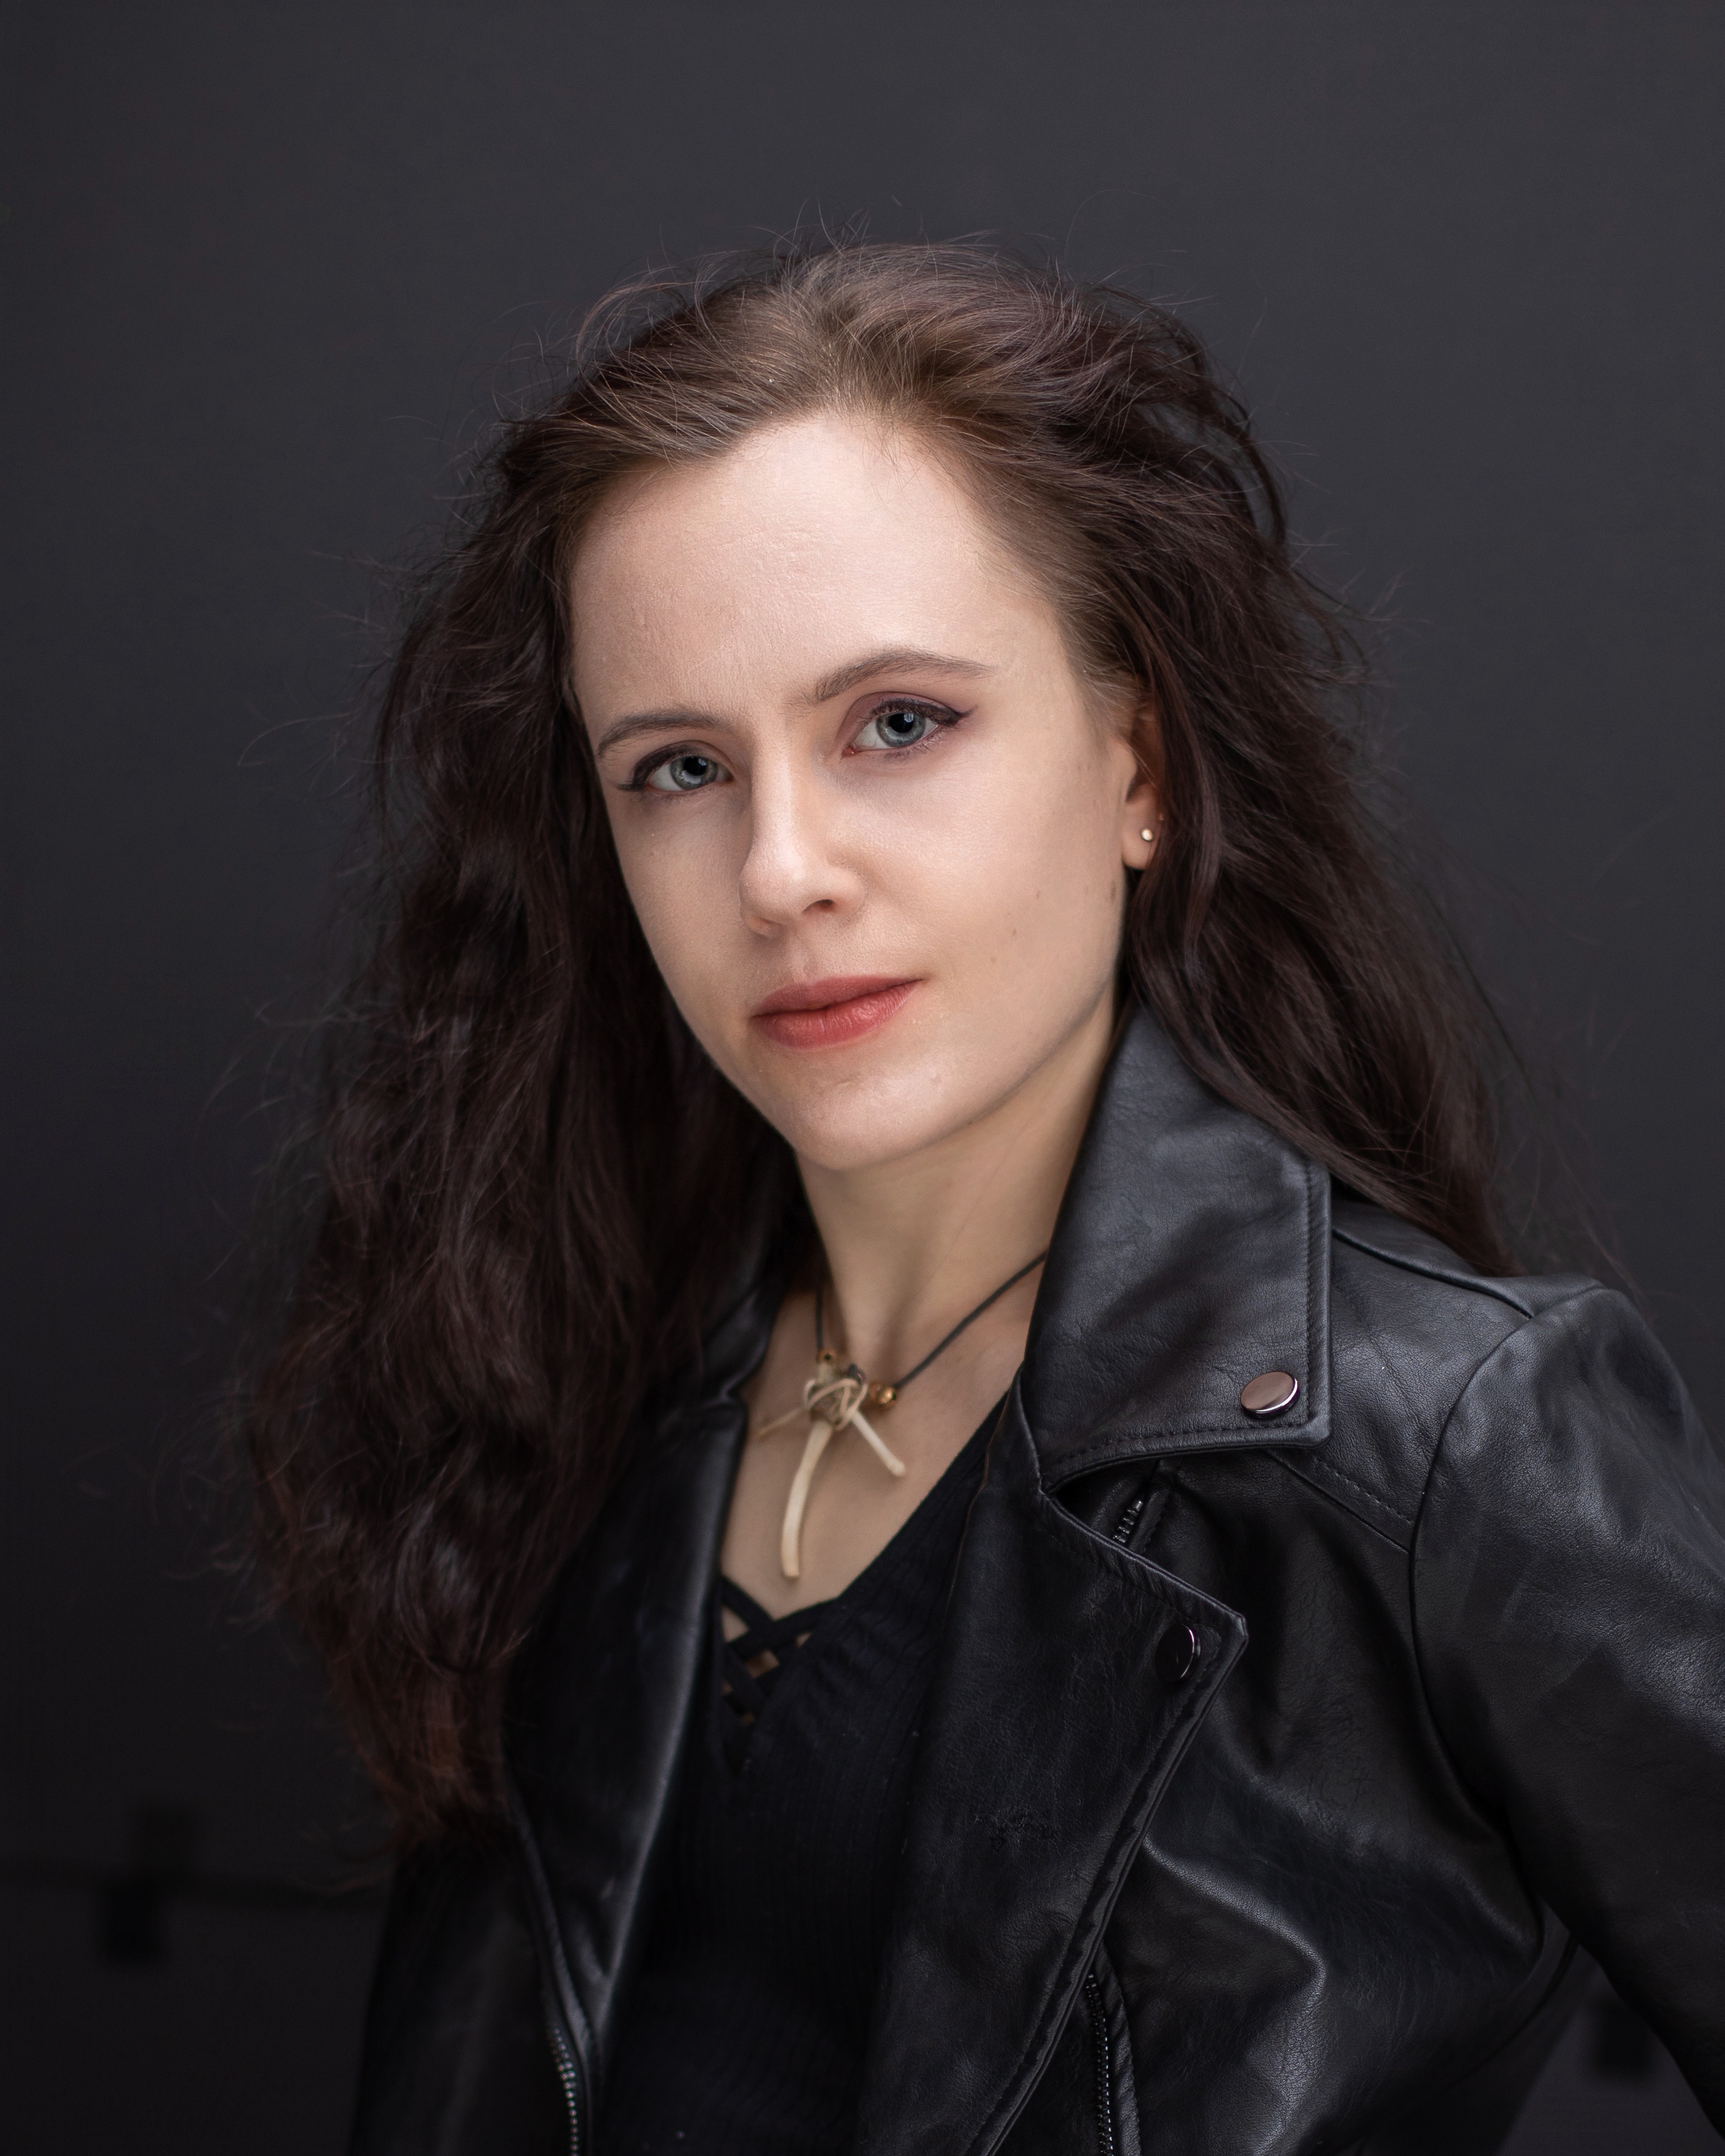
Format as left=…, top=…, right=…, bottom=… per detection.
left=751, top=974, right=916, bottom=1017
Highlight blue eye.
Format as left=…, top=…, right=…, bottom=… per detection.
left=853, top=703, right=942, bottom=752
left=644, top=751, right=727, bottom=793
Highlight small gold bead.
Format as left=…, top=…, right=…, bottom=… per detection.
left=869, top=1383, right=898, bottom=1407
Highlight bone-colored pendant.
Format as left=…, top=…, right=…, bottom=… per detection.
left=762, top=1355, right=908, bottom=1579
left=779, top=1418, right=835, bottom=1581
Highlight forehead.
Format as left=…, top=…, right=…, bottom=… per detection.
left=567, top=411, right=1056, bottom=715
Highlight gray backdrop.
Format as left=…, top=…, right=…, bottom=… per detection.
left=3, top=4, right=1720, bottom=2150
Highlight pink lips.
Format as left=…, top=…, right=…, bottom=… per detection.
left=750, top=975, right=919, bottom=1050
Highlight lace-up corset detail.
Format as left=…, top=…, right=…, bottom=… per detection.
left=716, top=1579, right=835, bottom=1772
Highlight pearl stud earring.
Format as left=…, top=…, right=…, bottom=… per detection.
left=1140, top=828, right=1154, bottom=843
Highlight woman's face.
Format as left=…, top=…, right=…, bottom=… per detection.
left=569, top=411, right=1157, bottom=1175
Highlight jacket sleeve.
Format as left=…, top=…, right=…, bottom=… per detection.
left=348, top=1834, right=569, bottom=2156
left=1412, top=1285, right=1725, bottom=2124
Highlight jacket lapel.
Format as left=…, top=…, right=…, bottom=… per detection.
left=857, top=1010, right=1331, bottom=2154
left=506, top=1260, right=780, bottom=2097
left=1024, top=1006, right=1331, bottom=1479
left=855, top=1394, right=1248, bottom=2156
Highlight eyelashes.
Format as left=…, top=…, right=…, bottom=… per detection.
left=621, top=696, right=966, bottom=794
left=637, top=748, right=725, bottom=794
left=848, top=698, right=959, bottom=754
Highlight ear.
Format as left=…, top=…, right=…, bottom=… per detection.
left=1120, top=705, right=1162, bottom=871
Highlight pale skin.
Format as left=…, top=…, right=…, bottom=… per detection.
left=571, top=411, right=1159, bottom=1619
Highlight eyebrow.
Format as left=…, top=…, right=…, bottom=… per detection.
left=591, top=708, right=715, bottom=759
left=805, top=646, right=994, bottom=705
left=590, top=647, right=996, bottom=760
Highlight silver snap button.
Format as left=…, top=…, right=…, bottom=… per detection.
left=1240, top=1370, right=1299, bottom=1419
left=1155, top=1623, right=1200, bottom=1685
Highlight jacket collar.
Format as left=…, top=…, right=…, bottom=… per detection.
left=1025, top=1002, right=1331, bottom=1482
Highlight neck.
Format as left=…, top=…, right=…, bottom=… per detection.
left=797, top=994, right=1117, bottom=1382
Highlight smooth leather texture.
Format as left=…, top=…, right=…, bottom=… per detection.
left=350, top=1008, right=1725, bottom=2156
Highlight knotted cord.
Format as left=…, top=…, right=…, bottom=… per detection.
left=752, top=1251, right=1048, bottom=1579
left=752, top=1358, right=906, bottom=1580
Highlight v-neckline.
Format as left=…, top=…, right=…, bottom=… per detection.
left=711, top=1397, right=1005, bottom=1774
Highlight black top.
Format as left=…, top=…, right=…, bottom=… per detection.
left=596, top=1407, right=1000, bottom=2156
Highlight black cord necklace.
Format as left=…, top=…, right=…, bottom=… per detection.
left=755, top=1250, right=1048, bottom=1580
left=813, top=1250, right=1049, bottom=1407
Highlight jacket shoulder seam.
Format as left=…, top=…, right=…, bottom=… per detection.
left=1331, top=1222, right=1538, bottom=1318
left=1289, top=1264, right=1599, bottom=1545
left=1267, top=1447, right=1416, bottom=1548
left=1275, top=1261, right=1447, bottom=1543
left=1414, top=1282, right=1617, bottom=1523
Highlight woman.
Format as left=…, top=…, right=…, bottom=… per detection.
left=245, top=244, right=1724, bottom=2154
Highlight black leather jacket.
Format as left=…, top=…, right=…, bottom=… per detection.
left=350, top=1011, right=1725, bottom=2155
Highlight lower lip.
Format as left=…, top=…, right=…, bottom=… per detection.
left=753, top=981, right=918, bottom=1050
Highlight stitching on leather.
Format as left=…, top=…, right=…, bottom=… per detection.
left=1331, top=1222, right=1537, bottom=1318
left=1290, top=1446, right=1409, bottom=1520
left=1045, top=1162, right=1329, bottom=1482
left=1271, top=1449, right=1415, bottom=1547
left=1052, top=1424, right=1311, bottom=1478
left=1294, top=1261, right=1441, bottom=1542
left=958, top=1506, right=1242, bottom=2156
left=1304, top=1163, right=1325, bottom=1420
left=1330, top=1262, right=1434, bottom=1450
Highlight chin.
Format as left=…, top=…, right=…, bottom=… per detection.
left=735, top=1042, right=1017, bottom=1174
left=768, top=1109, right=961, bottom=1177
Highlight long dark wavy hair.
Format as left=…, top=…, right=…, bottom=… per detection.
left=242, top=240, right=1514, bottom=1845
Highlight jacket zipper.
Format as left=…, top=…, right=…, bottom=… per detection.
left=1110, top=1470, right=1167, bottom=1549
left=544, top=2003, right=581, bottom=2156
left=508, top=1776, right=587, bottom=2156
left=1085, top=1967, right=1117, bottom=2156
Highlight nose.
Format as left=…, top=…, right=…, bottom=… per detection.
left=737, top=753, right=863, bottom=934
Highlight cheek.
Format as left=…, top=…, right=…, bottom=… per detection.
left=605, top=810, right=731, bottom=1013
left=906, top=738, right=1126, bottom=990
